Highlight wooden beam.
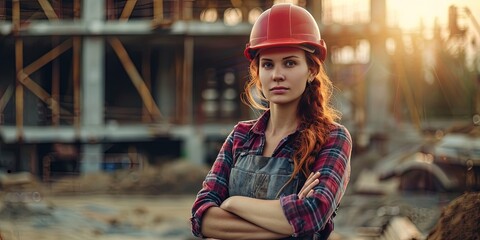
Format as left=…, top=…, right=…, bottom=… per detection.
left=18, top=72, right=55, bottom=107
left=0, top=0, right=5, bottom=21
left=13, top=0, right=22, bottom=134
left=182, top=37, right=194, bottom=123
left=51, top=38, right=60, bottom=125
left=14, top=39, right=73, bottom=126
left=0, top=85, right=14, bottom=114
left=119, top=0, right=137, bottom=20
left=12, top=0, right=20, bottom=31
left=73, top=37, right=81, bottom=132
left=16, top=73, right=71, bottom=117
left=73, top=0, right=81, bottom=19
left=37, top=0, right=59, bottom=20
left=22, top=39, right=72, bottom=78
left=108, top=37, right=163, bottom=120
left=174, top=52, right=182, bottom=123
left=153, top=0, right=163, bottom=22
left=15, top=39, right=24, bottom=133
left=141, top=49, right=153, bottom=122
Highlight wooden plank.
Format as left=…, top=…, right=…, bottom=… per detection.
left=73, top=37, right=81, bottom=132
left=37, top=0, right=59, bottom=20
left=153, top=0, right=163, bottom=22
left=119, top=0, right=138, bottom=20
left=108, top=37, right=163, bottom=120
left=22, top=39, right=72, bottom=77
left=15, top=39, right=24, bottom=133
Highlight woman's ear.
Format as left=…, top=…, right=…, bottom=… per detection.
left=310, top=65, right=319, bottom=74
left=308, top=69, right=317, bottom=80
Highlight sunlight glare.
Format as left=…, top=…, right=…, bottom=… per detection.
left=387, top=0, right=449, bottom=30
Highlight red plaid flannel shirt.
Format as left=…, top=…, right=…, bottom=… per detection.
left=191, top=111, right=352, bottom=238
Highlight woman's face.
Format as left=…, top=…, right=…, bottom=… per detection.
left=258, top=47, right=312, bottom=107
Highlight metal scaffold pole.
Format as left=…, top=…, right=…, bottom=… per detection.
left=80, top=0, right=105, bottom=173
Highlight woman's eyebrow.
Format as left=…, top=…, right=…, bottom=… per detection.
left=282, top=55, right=300, bottom=60
left=260, top=55, right=300, bottom=61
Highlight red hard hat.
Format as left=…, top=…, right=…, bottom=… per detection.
left=244, top=3, right=327, bottom=61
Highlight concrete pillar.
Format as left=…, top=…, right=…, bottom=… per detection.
left=366, top=0, right=390, bottom=136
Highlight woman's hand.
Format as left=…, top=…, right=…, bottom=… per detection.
left=297, top=172, right=320, bottom=199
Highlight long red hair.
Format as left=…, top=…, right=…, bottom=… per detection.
left=242, top=50, right=340, bottom=179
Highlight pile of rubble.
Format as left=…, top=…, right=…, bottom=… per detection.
left=426, top=192, right=480, bottom=240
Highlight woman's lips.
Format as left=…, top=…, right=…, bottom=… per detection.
left=270, top=86, right=289, bottom=94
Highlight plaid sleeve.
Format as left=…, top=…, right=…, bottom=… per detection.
left=280, top=125, right=352, bottom=237
left=190, top=128, right=236, bottom=238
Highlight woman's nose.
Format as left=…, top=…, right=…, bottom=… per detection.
left=272, top=67, right=285, bottom=82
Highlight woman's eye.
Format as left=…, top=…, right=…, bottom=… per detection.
left=261, top=62, right=273, bottom=69
left=284, top=60, right=296, bottom=67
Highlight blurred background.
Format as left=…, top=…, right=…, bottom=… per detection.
left=0, top=0, right=479, bottom=239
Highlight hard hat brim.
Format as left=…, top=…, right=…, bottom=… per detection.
left=244, top=40, right=327, bottom=62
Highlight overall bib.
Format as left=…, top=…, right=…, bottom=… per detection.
left=229, top=153, right=332, bottom=240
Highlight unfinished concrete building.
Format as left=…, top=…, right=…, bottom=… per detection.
left=1, top=0, right=395, bottom=181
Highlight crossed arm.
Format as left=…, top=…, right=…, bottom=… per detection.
left=200, top=172, right=320, bottom=239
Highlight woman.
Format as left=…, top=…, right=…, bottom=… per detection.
left=191, top=3, right=352, bottom=239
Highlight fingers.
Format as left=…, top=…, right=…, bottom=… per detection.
left=298, top=172, right=320, bottom=199
left=298, top=172, right=313, bottom=194
left=306, top=171, right=320, bottom=183
left=307, top=189, right=314, bottom=198
left=299, top=172, right=319, bottom=193
left=298, top=179, right=318, bottom=199
left=303, top=172, right=320, bottom=192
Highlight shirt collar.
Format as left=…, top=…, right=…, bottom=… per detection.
left=251, top=110, right=270, bottom=135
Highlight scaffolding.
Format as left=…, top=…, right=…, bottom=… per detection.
left=0, top=0, right=261, bottom=177
left=0, top=0, right=397, bottom=178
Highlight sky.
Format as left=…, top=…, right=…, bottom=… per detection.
left=387, top=0, right=480, bottom=32
left=387, top=0, right=480, bottom=70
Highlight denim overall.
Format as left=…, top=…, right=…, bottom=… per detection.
left=229, top=153, right=332, bottom=240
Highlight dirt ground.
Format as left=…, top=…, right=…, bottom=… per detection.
left=0, top=159, right=361, bottom=240
left=0, top=160, right=207, bottom=240
left=1, top=158, right=479, bottom=240
left=0, top=194, right=197, bottom=240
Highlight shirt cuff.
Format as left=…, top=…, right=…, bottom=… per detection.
left=280, top=194, right=305, bottom=237
left=190, top=216, right=203, bottom=238
left=191, top=202, right=218, bottom=238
